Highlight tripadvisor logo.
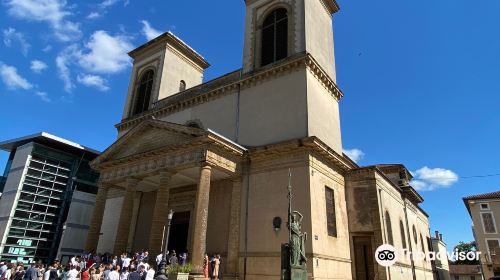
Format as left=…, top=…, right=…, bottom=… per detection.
left=375, top=244, right=397, bottom=267
left=374, top=244, right=481, bottom=267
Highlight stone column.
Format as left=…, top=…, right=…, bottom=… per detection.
left=85, top=182, right=109, bottom=252
left=148, top=172, right=174, bottom=258
left=190, top=164, right=212, bottom=272
left=113, top=178, right=139, bottom=255
left=226, top=178, right=242, bottom=276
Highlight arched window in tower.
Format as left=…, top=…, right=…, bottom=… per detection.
left=261, top=8, right=288, bottom=66
left=400, top=220, right=407, bottom=249
left=133, top=70, right=155, bottom=116
left=385, top=211, right=394, bottom=245
left=179, top=80, right=186, bottom=92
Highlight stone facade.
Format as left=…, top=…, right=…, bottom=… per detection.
left=86, top=1, right=435, bottom=279
left=464, top=191, right=500, bottom=279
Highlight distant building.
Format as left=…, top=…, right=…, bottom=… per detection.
left=0, top=133, right=100, bottom=264
left=432, top=231, right=451, bottom=280
left=464, top=191, right=500, bottom=279
left=449, top=265, right=482, bottom=280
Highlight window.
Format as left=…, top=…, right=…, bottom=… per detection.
left=385, top=211, right=394, bottom=245
left=454, top=276, right=459, bottom=280
left=470, top=276, right=476, bottom=280
left=133, top=70, right=155, bottom=115
left=413, top=225, right=418, bottom=244
left=400, top=220, right=407, bottom=249
left=420, top=234, right=427, bottom=260
left=481, top=203, right=490, bottom=210
left=261, top=8, right=288, bottom=66
left=325, top=187, right=337, bottom=237
left=179, top=80, right=186, bottom=92
left=482, top=212, right=497, bottom=233
left=487, top=239, right=500, bottom=255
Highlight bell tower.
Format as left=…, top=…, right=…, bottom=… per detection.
left=242, top=0, right=339, bottom=82
left=238, top=0, right=343, bottom=154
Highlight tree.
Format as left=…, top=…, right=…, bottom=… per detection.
left=452, top=241, right=480, bottom=265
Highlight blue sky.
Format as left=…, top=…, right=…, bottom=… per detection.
left=0, top=0, right=499, bottom=251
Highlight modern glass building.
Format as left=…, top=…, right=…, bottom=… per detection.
left=0, top=133, right=100, bottom=264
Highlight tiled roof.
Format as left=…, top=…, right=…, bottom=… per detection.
left=449, top=265, right=482, bottom=275
left=464, top=191, right=500, bottom=201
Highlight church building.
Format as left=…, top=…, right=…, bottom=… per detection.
left=86, top=1, right=435, bottom=279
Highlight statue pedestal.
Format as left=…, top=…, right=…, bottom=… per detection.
left=291, top=266, right=307, bottom=280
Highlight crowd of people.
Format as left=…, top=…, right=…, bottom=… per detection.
left=0, top=250, right=224, bottom=280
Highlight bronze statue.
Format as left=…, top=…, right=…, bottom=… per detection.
left=290, top=211, right=307, bottom=267
left=281, top=170, right=308, bottom=280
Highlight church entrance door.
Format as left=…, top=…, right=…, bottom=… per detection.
left=353, top=236, right=375, bottom=280
left=168, top=211, right=190, bottom=256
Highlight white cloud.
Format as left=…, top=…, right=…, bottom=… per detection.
left=411, top=166, right=459, bottom=191
left=77, top=74, right=110, bottom=91
left=78, top=30, right=133, bottom=74
left=4, top=0, right=81, bottom=42
left=140, top=20, right=162, bottom=41
left=30, top=60, right=48, bottom=73
left=35, top=91, right=51, bottom=102
left=86, top=12, right=101, bottom=20
left=56, top=45, right=77, bottom=92
left=43, top=45, right=53, bottom=53
left=100, top=0, right=129, bottom=8
left=54, top=31, right=132, bottom=92
left=0, top=63, right=33, bottom=90
left=343, top=148, right=365, bottom=163
left=3, top=27, right=30, bottom=56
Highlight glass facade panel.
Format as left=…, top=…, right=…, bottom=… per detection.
left=1, top=143, right=99, bottom=264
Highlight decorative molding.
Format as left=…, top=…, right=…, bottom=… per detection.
left=319, top=0, right=340, bottom=15
left=116, top=53, right=343, bottom=133
left=129, top=32, right=209, bottom=69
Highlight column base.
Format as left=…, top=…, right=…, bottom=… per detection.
left=188, top=272, right=206, bottom=280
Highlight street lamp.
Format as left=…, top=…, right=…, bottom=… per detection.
left=156, top=210, right=174, bottom=280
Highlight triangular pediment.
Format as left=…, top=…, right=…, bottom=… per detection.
left=93, top=119, right=207, bottom=167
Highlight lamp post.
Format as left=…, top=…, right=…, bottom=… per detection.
left=156, top=210, right=174, bottom=280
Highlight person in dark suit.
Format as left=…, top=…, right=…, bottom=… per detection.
left=127, top=269, right=141, bottom=280
left=23, top=263, right=38, bottom=280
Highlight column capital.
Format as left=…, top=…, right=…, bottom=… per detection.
left=201, top=161, right=214, bottom=170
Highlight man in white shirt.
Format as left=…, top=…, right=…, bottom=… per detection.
left=43, top=266, right=52, bottom=280
left=145, top=267, right=155, bottom=280
left=70, top=257, right=78, bottom=267
left=156, top=253, right=163, bottom=267
left=67, top=266, right=79, bottom=280
left=122, top=255, right=131, bottom=269
left=108, top=266, right=120, bottom=280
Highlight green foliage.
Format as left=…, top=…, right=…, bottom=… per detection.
left=168, top=263, right=193, bottom=274
left=452, top=241, right=480, bottom=265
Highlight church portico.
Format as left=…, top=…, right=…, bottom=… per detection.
left=85, top=120, right=245, bottom=262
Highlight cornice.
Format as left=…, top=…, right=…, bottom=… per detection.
left=244, top=0, right=339, bottom=14
left=129, top=32, right=210, bottom=69
left=116, top=53, right=343, bottom=133
left=321, top=0, right=340, bottom=14
left=248, top=136, right=355, bottom=173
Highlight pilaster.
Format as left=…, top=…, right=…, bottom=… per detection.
left=226, top=178, right=242, bottom=277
